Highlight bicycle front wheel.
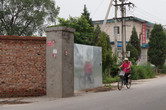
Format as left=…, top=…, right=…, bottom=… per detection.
left=126, top=76, right=132, bottom=89
left=118, top=77, right=123, bottom=90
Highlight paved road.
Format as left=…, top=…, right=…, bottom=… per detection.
left=2, top=76, right=166, bottom=110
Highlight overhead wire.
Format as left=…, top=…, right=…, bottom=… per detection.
left=135, top=7, right=166, bottom=25
left=127, top=5, right=166, bottom=25
left=127, top=7, right=158, bottom=23
left=92, top=0, right=105, bottom=19
left=124, top=1, right=166, bottom=25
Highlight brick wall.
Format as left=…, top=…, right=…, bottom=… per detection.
left=0, top=35, right=46, bottom=97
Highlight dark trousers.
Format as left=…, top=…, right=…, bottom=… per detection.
left=124, top=73, right=131, bottom=83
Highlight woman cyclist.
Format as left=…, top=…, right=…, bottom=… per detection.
left=119, top=58, right=131, bottom=85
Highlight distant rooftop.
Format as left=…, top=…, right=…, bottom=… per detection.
left=93, top=16, right=154, bottom=27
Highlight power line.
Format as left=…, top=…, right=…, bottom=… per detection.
left=92, top=0, right=105, bottom=18
left=135, top=7, right=166, bottom=24
left=127, top=8, right=158, bottom=23
left=126, top=4, right=166, bottom=25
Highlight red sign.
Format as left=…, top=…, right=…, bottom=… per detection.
left=142, top=23, right=146, bottom=44
left=52, top=54, right=56, bottom=58
left=47, top=41, right=54, bottom=47
left=64, top=50, right=68, bottom=56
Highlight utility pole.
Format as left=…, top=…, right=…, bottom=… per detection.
left=121, top=0, right=126, bottom=59
left=114, top=0, right=118, bottom=54
left=114, top=0, right=134, bottom=59
left=102, top=0, right=113, bottom=31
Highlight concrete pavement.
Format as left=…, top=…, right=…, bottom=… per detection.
left=1, top=75, right=166, bottom=110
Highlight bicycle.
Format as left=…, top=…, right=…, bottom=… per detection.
left=117, top=71, right=132, bottom=90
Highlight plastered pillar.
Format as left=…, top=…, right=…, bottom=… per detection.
left=45, top=27, right=75, bottom=98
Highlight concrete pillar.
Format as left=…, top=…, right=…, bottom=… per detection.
left=45, top=27, right=75, bottom=98
left=139, top=48, right=148, bottom=65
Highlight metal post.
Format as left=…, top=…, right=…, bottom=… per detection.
left=114, top=0, right=118, bottom=54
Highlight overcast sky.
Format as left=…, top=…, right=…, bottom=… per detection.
left=55, top=0, right=166, bottom=25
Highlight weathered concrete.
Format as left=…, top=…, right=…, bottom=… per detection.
left=45, top=27, right=75, bottom=98
left=138, top=48, right=148, bottom=65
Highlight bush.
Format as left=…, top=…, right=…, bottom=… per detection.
left=131, top=66, right=142, bottom=80
left=103, top=68, right=119, bottom=84
left=144, top=63, right=155, bottom=78
left=161, top=65, right=166, bottom=74
left=103, top=63, right=155, bottom=83
left=110, top=63, right=119, bottom=77
left=103, top=75, right=119, bottom=84
left=131, top=64, right=155, bottom=80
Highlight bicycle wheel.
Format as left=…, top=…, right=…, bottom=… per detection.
left=118, top=77, right=123, bottom=90
left=126, top=76, right=132, bottom=89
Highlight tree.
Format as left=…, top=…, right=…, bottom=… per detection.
left=92, top=25, right=101, bottom=45
left=130, top=27, right=141, bottom=56
left=0, top=0, right=59, bottom=36
left=127, top=26, right=141, bottom=63
left=81, top=5, right=93, bottom=27
left=148, top=24, right=166, bottom=71
left=126, top=43, right=138, bottom=65
left=58, top=16, right=94, bottom=45
left=96, top=32, right=112, bottom=72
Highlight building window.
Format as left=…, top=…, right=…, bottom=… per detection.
left=146, top=29, right=150, bottom=39
left=114, top=26, right=120, bottom=35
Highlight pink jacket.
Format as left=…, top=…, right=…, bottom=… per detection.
left=122, top=62, right=131, bottom=73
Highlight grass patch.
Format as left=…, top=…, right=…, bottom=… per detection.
left=103, top=75, right=119, bottom=84
left=104, top=84, right=112, bottom=88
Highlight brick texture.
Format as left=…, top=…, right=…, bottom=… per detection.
left=0, top=35, right=46, bottom=97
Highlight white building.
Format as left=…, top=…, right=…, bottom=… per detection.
left=93, top=16, right=154, bottom=64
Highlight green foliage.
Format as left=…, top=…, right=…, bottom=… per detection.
left=104, top=84, right=112, bottom=88
left=96, top=32, right=108, bottom=64
left=130, top=27, right=141, bottom=55
left=103, top=63, right=155, bottom=83
left=96, top=31, right=119, bottom=82
left=103, top=69, right=119, bottom=84
left=93, top=26, right=119, bottom=82
left=92, top=25, right=101, bottom=45
left=81, top=5, right=93, bottom=27
left=148, top=24, right=166, bottom=68
left=131, top=64, right=155, bottom=80
left=0, top=0, right=59, bottom=36
left=127, top=27, right=141, bottom=63
left=110, top=54, right=119, bottom=77
left=126, top=43, right=138, bottom=65
left=161, top=65, right=166, bottom=74
left=96, top=32, right=113, bottom=71
left=58, top=16, right=94, bottom=45
left=103, top=76, right=119, bottom=84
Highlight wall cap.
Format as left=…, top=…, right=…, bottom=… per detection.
left=0, top=35, right=46, bottom=41
left=45, top=26, right=75, bottom=33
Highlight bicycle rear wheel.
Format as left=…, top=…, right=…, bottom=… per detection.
left=118, top=77, right=123, bottom=90
left=126, top=76, right=132, bottom=89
